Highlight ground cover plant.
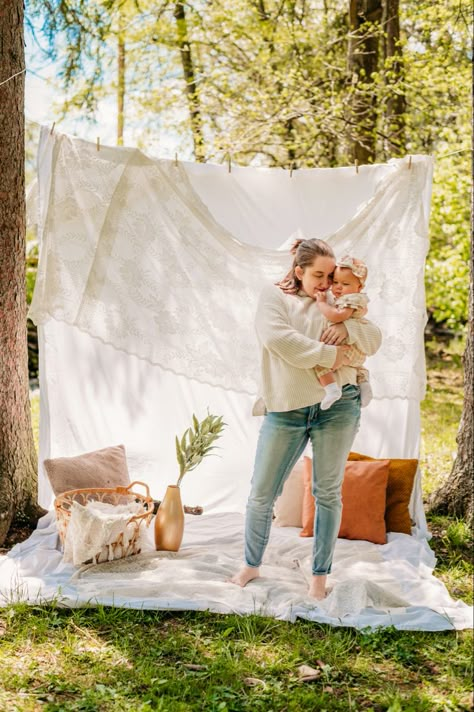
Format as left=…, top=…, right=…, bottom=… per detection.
left=0, top=340, right=472, bottom=711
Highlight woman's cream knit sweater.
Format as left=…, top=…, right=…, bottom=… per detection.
left=254, top=284, right=382, bottom=413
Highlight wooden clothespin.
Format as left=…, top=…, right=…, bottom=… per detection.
left=50, top=121, right=56, bottom=135
left=96, top=137, right=101, bottom=152
left=408, top=155, right=412, bottom=169
left=174, top=152, right=179, bottom=167
left=227, top=153, right=232, bottom=174
left=355, top=159, right=359, bottom=174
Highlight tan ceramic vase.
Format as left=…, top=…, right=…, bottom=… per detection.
left=154, top=485, right=184, bottom=551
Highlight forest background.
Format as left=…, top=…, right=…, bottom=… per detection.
left=0, top=3, right=471, bottom=709
left=24, top=0, right=471, bottom=339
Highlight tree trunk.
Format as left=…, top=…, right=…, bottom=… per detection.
left=428, top=69, right=474, bottom=525
left=255, top=1, right=301, bottom=167
left=347, top=0, right=383, bottom=164
left=117, top=13, right=126, bottom=147
left=174, top=1, right=206, bottom=162
left=382, top=0, right=405, bottom=156
left=0, top=0, right=42, bottom=545
left=429, top=275, right=474, bottom=525
left=286, top=118, right=296, bottom=167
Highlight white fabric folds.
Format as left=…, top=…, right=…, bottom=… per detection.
left=7, top=129, right=471, bottom=630
left=1, top=512, right=472, bottom=631
left=28, top=129, right=434, bottom=529
left=30, top=130, right=432, bottom=399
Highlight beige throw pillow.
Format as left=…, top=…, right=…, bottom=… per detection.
left=44, top=444, right=131, bottom=496
left=273, top=458, right=305, bottom=528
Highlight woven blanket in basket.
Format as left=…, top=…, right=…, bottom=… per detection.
left=63, top=499, right=146, bottom=566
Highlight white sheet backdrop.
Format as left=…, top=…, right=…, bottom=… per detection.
left=29, top=128, right=433, bottom=535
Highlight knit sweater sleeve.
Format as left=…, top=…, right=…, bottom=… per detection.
left=255, top=285, right=337, bottom=369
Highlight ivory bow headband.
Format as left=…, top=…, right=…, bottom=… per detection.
left=336, top=256, right=368, bottom=287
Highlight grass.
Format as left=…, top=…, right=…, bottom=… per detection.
left=420, top=338, right=465, bottom=499
left=30, top=387, right=40, bottom=454
left=0, top=339, right=471, bottom=711
left=419, top=337, right=473, bottom=607
left=0, top=606, right=472, bottom=711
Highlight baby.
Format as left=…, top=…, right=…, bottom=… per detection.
left=315, top=256, right=373, bottom=410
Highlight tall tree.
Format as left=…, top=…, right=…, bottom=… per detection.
left=174, top=1, right=206, bottom=161
left=0, top=0, right=43, bottom=545
left=428, top=57, right=474, bottom=525
left=381, top=0, right=405, bottom=156
left=346, top=0, right=383, bottom=163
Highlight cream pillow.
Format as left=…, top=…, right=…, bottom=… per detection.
left=273, top=458, right=305, bottom=527
left=44, top=444, right=130, bottom=496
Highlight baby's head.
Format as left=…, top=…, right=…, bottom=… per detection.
left=331, top=256, right=367, bottom=297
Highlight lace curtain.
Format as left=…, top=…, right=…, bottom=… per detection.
left=29, top=129, right=433, bottom=399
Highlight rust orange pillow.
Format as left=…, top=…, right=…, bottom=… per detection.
left=300, top=457, right=390, bottom=544
left=273, top=459, right=305, bottom=527
left=348, top=452, right=418, bottom=534
left=300, top=457, right=316, bottom=537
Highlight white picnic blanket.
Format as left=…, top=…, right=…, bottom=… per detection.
left=0, top=511, right=471, bottom=631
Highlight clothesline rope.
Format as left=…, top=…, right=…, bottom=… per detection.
left=0, top=68, right=26, bottom=87
left=24, top=118, right=470, bottom=165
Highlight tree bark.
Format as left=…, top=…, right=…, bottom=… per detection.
left=174, top=1, right=206, bottom=162
left=428, top=63, right=474, bottom=525
left=382, top=0, right=405, bottom=156
left=347, top=0, right=383, bottom=164
left=0, top=0, right=42, bottom=545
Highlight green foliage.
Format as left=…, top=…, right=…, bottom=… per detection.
left=443, top=519, right=472, bottom=550
left=426, top=158, right=470, bottom=330
left=400, top=0, right=472, bottom=330
left=175, top=412, right=225, bottom=487
left=30, top=391, right=40, bottom=451
left=25, top=0, right=472, bottom=328
left=25, top=248, right=38, bottom=306
left=420, top=338, right=464, bottom=499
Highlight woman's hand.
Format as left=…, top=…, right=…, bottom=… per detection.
left=332, top=344, right=351, bottom=370
left=321, top=323, right=348, bottom=345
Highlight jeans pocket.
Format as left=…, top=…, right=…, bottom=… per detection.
left=339, top=384, right=360, bottom=402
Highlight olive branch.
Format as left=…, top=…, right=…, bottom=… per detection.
left=175, top=412, right=226, bottom=488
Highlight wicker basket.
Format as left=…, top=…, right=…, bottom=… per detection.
left=54, top=481, right=154, bottom=564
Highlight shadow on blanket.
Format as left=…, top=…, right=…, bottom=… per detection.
left=0, top=511, right=472, bottom=632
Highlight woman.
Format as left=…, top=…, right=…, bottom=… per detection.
left=229, top=238, right=382, bottom=600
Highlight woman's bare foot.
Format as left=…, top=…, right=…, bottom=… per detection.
left=227, top=566, right=260, bottom=588
left=308, top=574, right=327, bottom=600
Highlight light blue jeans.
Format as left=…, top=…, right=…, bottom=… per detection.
left=245, top=384, right=361, bottom=575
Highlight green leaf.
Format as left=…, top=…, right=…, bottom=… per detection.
left=181, top=428, right=189, bottom=452
left=174, top=411, right=226, bottom=480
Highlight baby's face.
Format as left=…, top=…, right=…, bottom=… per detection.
left=331, top=267, right=362, bottom=298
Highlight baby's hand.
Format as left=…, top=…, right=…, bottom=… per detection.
left=315, top=291, right=327, bottom=303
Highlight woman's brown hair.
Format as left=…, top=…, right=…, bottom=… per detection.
left=276, top=238, right=335, bottom=294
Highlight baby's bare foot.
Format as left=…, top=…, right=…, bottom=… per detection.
left=308, top=574, right=327, bottom=600
left=227, top=566, right=260, bottom=588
